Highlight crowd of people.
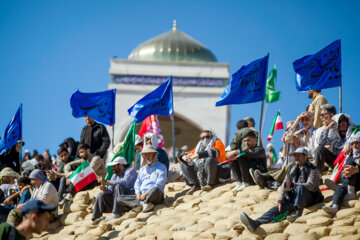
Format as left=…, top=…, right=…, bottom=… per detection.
left=0, top=89, right=359, bottom=238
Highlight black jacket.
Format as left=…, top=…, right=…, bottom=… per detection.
left=0, top=145, right=21, bottom=173
left=80, top=122, right=110, bottom=158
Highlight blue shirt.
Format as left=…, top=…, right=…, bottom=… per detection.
left=107, top=166, right=137, bottom=193
left=20, top=190, right=31, bottom=204
left=134, top=161, right=167, bottom=194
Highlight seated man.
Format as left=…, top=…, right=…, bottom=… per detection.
left=179, top=130, right=226, bottom=194
left=117, top=146, right=167, bottom=213
left=7, top=169, right=59, bottom=226
left=252, top=111, right=314, bottom=190
left=143, top=133, right=169, bottom=170
left=240, top=147, right=324, bottom=232
left=227, top=130, right=267, bottom=191
left=92, top=157, right=138, bottom=223
left=0, top=200, right=56, bottom=239
left=48, top=147, right=74, bottom=199
left=315, top=113, right=355, bottom=174
left=323, top=133, right=360, bottom=215
left=60, top=144, right=107, bottom=204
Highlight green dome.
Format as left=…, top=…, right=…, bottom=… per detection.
left=128, top=21, right=217, bottom=63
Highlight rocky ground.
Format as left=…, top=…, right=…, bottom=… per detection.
left=31, top=177, right=360, bottom=240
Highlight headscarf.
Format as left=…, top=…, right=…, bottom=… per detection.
left=29, top=169, right=47, bottom=182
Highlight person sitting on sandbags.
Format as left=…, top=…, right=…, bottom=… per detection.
left=59, top=143, right=107, bottom=205
left=323, top=132, right=360, bottom=215
left=7, top=169, right=58, bottom=227
left=117, top=146, right=167, bottom=213
left=92, top=156, right=138, bottom=224
left=240, top=147, right=324, bottom=232
left=179, top=130, right=226, bottom=194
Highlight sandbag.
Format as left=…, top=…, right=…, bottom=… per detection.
left=215, top=230, right=239, bottom=239
left=308, top=226, right=331, bottom=238
left=172, top=231, right=199, bottom=240
left=283, top=223, right=309, bottom=235
left=264, top=233, right=289, bottom=240
left=288, top=232, right=317, bottom=240
left=330, top=226, right=358, bottom=236
left=306, top=216, right=332, bottom=227
left=157, top=230, right=175, bottom=240
left=186, top=221, right=214, bottom=232
left=60, top=211, right=88, bottom=226
left=253, top=221, right=289, bottom=237
left=73, top=191, right=90, bottom=205
left=213, top=218, right=237, bottom=231
left=236, top=234, right=263, bottom=240
left=336, top=208, right=360, bottom=220
left=332, top=216, right=355, bottom=227
left=75, top=234, right=99, bottom=240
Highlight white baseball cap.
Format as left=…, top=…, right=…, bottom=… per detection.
left=107, top=156, right=127, bottom=166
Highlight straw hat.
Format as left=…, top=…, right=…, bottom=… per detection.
left=141, top=146, right=158, bottom=155
left=0, top=167, right=21, bottom=179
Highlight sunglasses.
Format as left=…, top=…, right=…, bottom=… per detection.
left=200, top=135, right=211, bottom=140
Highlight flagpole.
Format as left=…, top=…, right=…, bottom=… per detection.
left=111, top=125, right=115, bottom=149
left=258, top=100, right=265, bottom=146
left=339, top=86, right=342, bottom=113
left=261, top=102, right=269, bottom=138
left=19, top=104, right=23, bottom=176
left=171, top=115, right=176, bottom=162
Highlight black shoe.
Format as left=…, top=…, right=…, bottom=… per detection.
left=325, top=179, right=338, bottom=191
left=254, top=170, right=267, bottom=189
left=240, top=212, right=260, bottom=232
left=286, top=215, right=299, bottom=223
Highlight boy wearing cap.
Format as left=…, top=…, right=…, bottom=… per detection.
left=240, top=147, right=323, bottom=232
left=323, top=133, right=360, bottom=215
left=117, top=146, right=167, bottom=213
left=0, top=200, right=56, bottom=239
left=92, top=157, right=137, bottom=223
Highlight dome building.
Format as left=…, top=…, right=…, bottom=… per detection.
left=108, top=20, right=230, bottom=150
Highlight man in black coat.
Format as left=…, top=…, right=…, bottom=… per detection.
left=80, top=117, right=110, bottom=159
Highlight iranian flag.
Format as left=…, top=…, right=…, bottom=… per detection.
left=69, top=161, right=97, bottom=192
left=268, top=111, right=284, bottom=141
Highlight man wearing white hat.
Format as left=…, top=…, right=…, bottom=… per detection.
left=117, top=146, right=167, bottom=213
left=92, top=156, right=137, bottom=223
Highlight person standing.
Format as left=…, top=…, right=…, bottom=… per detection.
left=80, top=116, right=110, bottom=159
left=307, top=90, right=328, bottom=128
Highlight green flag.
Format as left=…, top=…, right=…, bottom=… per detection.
left=105, top=120, right=136, bottom=180
left=265, top=65, right=280, bottom=103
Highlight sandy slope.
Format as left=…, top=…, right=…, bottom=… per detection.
left=31, top=180, right=360, bottom=240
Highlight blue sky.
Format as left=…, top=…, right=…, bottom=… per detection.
left=1, top=1, right=359, bottom=156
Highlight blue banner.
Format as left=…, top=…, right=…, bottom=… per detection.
left=128, top=76, right=173, bottom=123
left=293, top=40, right=341, bottom=92
left=70, top=89, right=116, bottom=126
left=216, top=54, right=269, bottom=106
left=0, top=104, right=22, bottom=155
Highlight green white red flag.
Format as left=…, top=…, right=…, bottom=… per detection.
left=268, top=111, right=284, bottom=142
left=69, top=161, right=97, bottom=192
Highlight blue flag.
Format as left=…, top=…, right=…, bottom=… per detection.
left=293, top=40, right=341, bottom=92
left=216, top=54, right=269, bottom=106
left=70, top=89, right=116, bottom=126
left=0, top=104, right=22, bottom=155
left=128, top=76, right=173, bottom=123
